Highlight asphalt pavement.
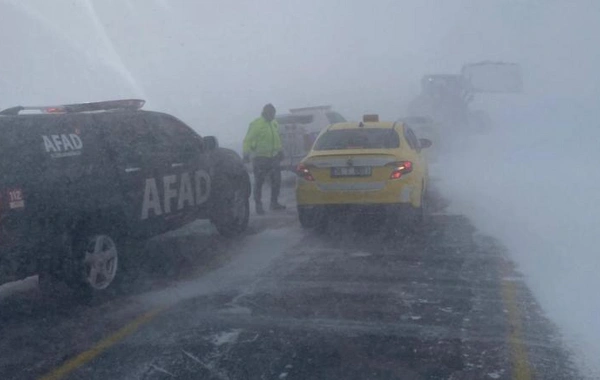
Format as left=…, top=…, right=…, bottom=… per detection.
left=0, top=185, right=583, bottom=380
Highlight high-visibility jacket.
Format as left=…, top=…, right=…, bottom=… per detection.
left=243, top=116, right=282, bottom=158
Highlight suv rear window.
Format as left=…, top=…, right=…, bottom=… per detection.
left=313, top=129, right=400, bottom=150
left=0, top=114, right=103, bottom=183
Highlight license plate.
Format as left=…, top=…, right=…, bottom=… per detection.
left=331, top=166, right=372, bottom=177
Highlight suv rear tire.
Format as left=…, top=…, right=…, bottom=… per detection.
left=39, top=227, right=121, bottom=300
left=77, top=233, right=119, bottom=291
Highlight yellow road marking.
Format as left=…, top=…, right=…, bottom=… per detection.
left=39, top=308, right=163, bottom=380
left=38, top=261, right=535, bottom=380
left=501, top=264, right=533, bottom=380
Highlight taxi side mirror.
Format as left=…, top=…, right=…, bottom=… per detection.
left=419, top=138, right=432, bottom=149
left=204, top=136, right=219, bottom=151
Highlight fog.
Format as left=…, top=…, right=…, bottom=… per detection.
left=1, top=0, right=599, bottom=376
left=3, top=0, right=561, bottom=147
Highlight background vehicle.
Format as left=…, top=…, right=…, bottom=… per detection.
left=406, top=61, right=522, bottom=143
left=296, top=114, right=432, bottom=232
left=276, top=105, right=346, bottom=171
left=0, top=99, right=250, bottom=297
left=407, top=74, right=471, bottom=132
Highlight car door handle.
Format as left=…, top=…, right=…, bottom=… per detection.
left=125, top=167, right=141, bottom=173
left=171, top=163, right=184, bottom=168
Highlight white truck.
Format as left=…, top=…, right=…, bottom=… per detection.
left=276, top=105, right=346, bottom=171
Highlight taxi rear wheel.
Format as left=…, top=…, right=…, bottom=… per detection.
left=298, top=207, right=328, bottom=233
left=298, top=208, right=312, bottom=229
left=416, top=192, right=426, bottom=223
left=409, top=188, right=428, bottom=234
left=389, top=190, right=427, bottom=237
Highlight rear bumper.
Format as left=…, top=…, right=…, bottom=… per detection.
left=298, top=203, right=419, bottom=224
left=299, top=203, right=416, bottom=215
left=0, top=219, right=61, bottom=283
left=296, top=179, right=421, bottom=207
left=0, top=234, right=38, bottom=283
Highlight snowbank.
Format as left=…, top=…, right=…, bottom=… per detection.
left=435, top=103, right=600, bottom=377
left=0, top=276, right=37, bottom=301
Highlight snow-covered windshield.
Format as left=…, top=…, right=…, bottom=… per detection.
left=314, top=129, right=400, bottom=150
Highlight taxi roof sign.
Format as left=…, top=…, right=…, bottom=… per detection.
left=363, top=114, right=379, bottom=122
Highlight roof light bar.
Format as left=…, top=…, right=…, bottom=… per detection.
left=289, top=105, right=332, bottom=113
left=0, top=99, right=146, bottom=115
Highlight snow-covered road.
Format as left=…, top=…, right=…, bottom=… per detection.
left=0, top=186, right=584, bottom=380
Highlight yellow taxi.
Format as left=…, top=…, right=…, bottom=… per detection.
left=295, top=115, right=432, bottom=229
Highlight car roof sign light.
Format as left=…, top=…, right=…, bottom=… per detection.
left=363, top=114, right=379, bottom=122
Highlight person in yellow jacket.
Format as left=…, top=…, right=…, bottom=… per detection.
left=243, top=104, right=286, bottom=214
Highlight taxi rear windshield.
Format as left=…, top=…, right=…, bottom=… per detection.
left=313, top=129, right=400, bottom=150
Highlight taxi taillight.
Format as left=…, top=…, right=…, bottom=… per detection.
left=387, top=161, right=413, bottom=179
left=296, top=163, right=315, bottom=181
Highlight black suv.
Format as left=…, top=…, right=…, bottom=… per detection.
left=0, top=99, right=250, bottom=296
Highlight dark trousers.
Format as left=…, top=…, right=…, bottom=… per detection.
left=253, top=156, right=281, bottom=204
